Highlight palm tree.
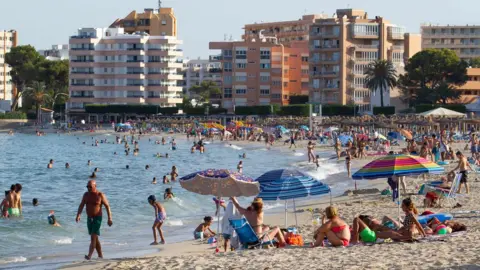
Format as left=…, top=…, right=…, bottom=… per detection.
left=23, top=81, right=51, bottom=123
left=364, top=60, right=398, bottom=107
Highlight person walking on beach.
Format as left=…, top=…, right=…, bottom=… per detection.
left=148, top=195, right=166, bottom=245
left=307, top=141, right=316, bottom=163
left=76, top=180, right=113, bottom=260
left=450, top=151, right=474, bottom=194
left=289, top=135, right=296, bottom=149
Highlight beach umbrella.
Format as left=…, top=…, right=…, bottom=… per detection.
left=352, top=154, right=444, bottom=218
left=325, top=127, right=338, bottom=132
left=179, top=169, right=259, bottom=197
left=180, top=169, right=259, bottom=249
left=398, top=129, right=413, bottom=140
left=256, top=170, right=331, bottom=227
left=338, top=135, right=353, bottom=145
left=387, top=131, right=404, bottom=141
left=300, top=125, right=309, bottom=131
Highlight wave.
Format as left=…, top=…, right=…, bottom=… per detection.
left=0, top=256, right=27, bottom=264
left=263, top=202, right=283, bottom=210
left=114, top=242, right=128, bottom=246
left=53, top=237, right=73, bottom=245
left=166, top=219, right=184, bottom=226
left=293, top=152, right=305, bottom=156
left=225, top=144, right=242, bottom=150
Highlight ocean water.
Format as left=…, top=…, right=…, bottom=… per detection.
left=0, top=133, right=351, bottom=269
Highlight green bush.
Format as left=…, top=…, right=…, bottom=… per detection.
left=183, top=107, right=226, bottom=115
left=289, top=95, right=309, bottom=105
left=373, top=106, right=395, bottom=115
left=0, top=112, right=27, bottom=119
left=277, top=105, right=310, bottom=116
left=321, top=105, right=357, bottom=116
left=415, top=104, right=466, bottom=113
left=235, top=105, right=279, bottom=115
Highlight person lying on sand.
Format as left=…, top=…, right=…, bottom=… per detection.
left=424, top=217, right=467, bottom=235
left=312, top=206, right=350, bottom=247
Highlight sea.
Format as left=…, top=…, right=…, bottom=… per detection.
left=0, top=132, right=363, bottom=269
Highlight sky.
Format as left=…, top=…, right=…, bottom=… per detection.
left=1, top=0, right=480, bottom=59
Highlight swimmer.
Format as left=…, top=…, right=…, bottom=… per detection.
left=237, top=161, right=243, bottom=173
left=242, top=153, right=246, bottom=159
left=33, top=198, right=39, bottom=206
left=147, top=195, right=166, bottom=245
left=47, top=159, right=54, bottom=169
left=126, top=165, right=130, bottom=169
left=48, top=211, right=61, bottom=227
left=163, top=175, right=169, bottom=184
left=152, top=177, right=157, bottom=184
left=1, top=191, right=9, bottom=217
left=165, top=153, right=169, bottom=158
left=90, top=172, right=97, bottom=178
left=170, top=166, right=178, bottom=181
left=94, top=168, right=99, bottom=172
left=191, top=147, right=195, bottom=153
left=164, top=188, right=174, bottom=200
left=65, top=163, right=70, bottom=169
left=161, top=137, right=166, bottom=145
left=87, top=160, right=91, bottom=166
left=114, top=152, right=117, bottom=155
left=145, top=165, right=150, bottom=170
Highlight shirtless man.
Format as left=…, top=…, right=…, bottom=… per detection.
left=450, top=151, right=474, bottom=194
left=7, top=184, right=22, bottom=217
left=76, top=180, right=113, bottom=260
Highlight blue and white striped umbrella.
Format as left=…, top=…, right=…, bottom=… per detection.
left=258, top=175, right=331, bottom=201
left=256, top=169, right=307, bottom=190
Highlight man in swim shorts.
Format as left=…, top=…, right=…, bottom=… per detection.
left=76, top=180, right=113, bottom=260
left=7, top=184, right=22, bottom=217
left=451, top=151, right=474, bottom=194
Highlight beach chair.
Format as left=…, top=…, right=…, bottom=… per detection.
left=228, top=217, right=275, bottom=249
left=427, top=173, right=464, bottom=207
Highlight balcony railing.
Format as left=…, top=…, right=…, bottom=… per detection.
left=71, top=83, right=95, bottom=86
left=310, top=32, right=339, bottom=37
left=209, top=55, right=223, bottom=61
left=71, top=94, right=94, bottom=98
left=70, top=35, right=96, bottom=39
left=127, top=83, right=144, bottom=86
left=71, top=47, right=94, bottom=51
left=127, top=71, right=144, bottom=74
left=127, top=60, right=145, bottom=63
left=310, top=71, right=339, bottom=76
left=72, top=60, right=94, bottom=62
left=71, top=71, right=94, bottom=74
left=127, top=47, right=145, bottom=51
left=209, top=68, right=222, bottom=73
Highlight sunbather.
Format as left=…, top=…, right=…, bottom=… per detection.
left=424, top=217, right=467, bottom=235
left=312, top=206, right=350, bottom=247
left=230, top=197, right=286, bottom=247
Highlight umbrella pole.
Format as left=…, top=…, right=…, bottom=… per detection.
left=397, top=178, right=401, bottom=221
left=285, top=201, right=288, bottom=228
left=293, top=199, right=298, bottom=228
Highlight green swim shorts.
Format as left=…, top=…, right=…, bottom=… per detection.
left=87, top=216, right=102, bottom=236
left=360, top=227, right=377, bottom=243
left=8, top=208, right=20, bottom=217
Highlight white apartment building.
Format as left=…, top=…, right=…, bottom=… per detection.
left=67, top=28, right=183, bottom=115
left=183, top=59, right=221, bottom=101
left=38, top=44, right=70, bottom=61
left=0, top=30, right=17, bottom=109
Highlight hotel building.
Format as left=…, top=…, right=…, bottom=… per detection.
left=0, top=30, right=18, bottom=104
left=67, top=27, right=183, bottom=118
left=183, top=59, right=222, bottom=103
left=110, top=8, right=177, bottom=37
left=421, top=25, right=480, bottom=62
left=309, top=9, right=419, bottom=112
left=243, top=14, right=325, bottom=46
left=209, top=38, right=309, bottom=110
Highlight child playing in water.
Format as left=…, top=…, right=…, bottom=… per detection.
left=163, top=175, right=170, bottom=184
left=148, top=195, right=166, bottom=245
left=48, top=211, right=61, bottom=227
left=170, top=166, right=178, bottom=181
left=164, top=188, right=174, bottom=200
left=194, top=216, right=216, bottom=240
left=152, top=177, right=157, bottom=184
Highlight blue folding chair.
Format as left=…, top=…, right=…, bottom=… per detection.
left=229, top=217, right=275, bottom=249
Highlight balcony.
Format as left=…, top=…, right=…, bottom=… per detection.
left=209, top=68, right=222, bottom=73
left=210, top=55, right=223, bottom=61
left=71, top=94, right=94, bottom=98
left=310, top=31, right=339, bottom=37
left=351, top=84, right=368, bottom=90
left=71, top=47, right=94, bottom=51
left=127, top=83, right=144, bottom=86
left=389, top=45, right=404, bottom=51
left=71, top=59, right=94, bottom=62
left=351, top=44, right=379, bottom=51
left=127, top=47, right=145, bottom=51
left=71, top=83, right=95, bottom=86
left=71, top=71, right=94, bottom=74
left=127, top=71, right=144, bottom=74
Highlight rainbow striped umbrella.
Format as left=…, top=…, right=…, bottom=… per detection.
left=352, top=154, right=444, bottom=180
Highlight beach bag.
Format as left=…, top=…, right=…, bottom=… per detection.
left=285, top=233, right=304, bottom=246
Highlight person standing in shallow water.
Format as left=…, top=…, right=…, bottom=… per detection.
left=76, top=180, right=113, bottom=260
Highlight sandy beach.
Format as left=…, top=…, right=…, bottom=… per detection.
left=59, top=140, right=480, bottom=270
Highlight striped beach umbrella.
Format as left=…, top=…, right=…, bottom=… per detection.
left=352, top=154, right=444, bottom=180
left=256, top=170, right=331, bottom=227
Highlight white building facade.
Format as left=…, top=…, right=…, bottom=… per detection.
left=67, top=28, right=183, bottom=115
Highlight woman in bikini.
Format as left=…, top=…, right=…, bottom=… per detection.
left=230, top=197, right=286, bottom=247
left=312, top=206, right=350, bottom=247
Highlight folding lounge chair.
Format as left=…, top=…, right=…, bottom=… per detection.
left=426, top=173, right=465, bottom=207
left=229, top=217, right=276, bottom=249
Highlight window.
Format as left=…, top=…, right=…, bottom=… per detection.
left=290, top=80, right=297, bottom=83
left=272, top=80, right=281, bottom=86
left=223, top=50, right=233, bottom=58
left=260, top=63, right=271, bottom=69
left=235, top=50, right=247, bottom=59
left=301, top=69, right=309, bottom=75
left=236, top=63, right=247, bottom=69
left=272, top=93, right=281, bottom=99
left=260, top=75, right=270, bottom=82
left=236, top=88, right=246, bottom=94
left=235, top=75, right=247, bottom=82
left=284, top=56, right=289, bottom=62
left=223, top=75, right=232, bottom=84
left=301, top=56, right=308, bottom=62
left=162, top=20, right=167, bottom=25
left=224, top=62, right=232, bottom=72
left=224, top=88, right=232, bottom=98
left=260, top=50, right=271, bottom=60
left=260, top=89, right=270, bottom=95
left=283, top=82, right=288, bottom=87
